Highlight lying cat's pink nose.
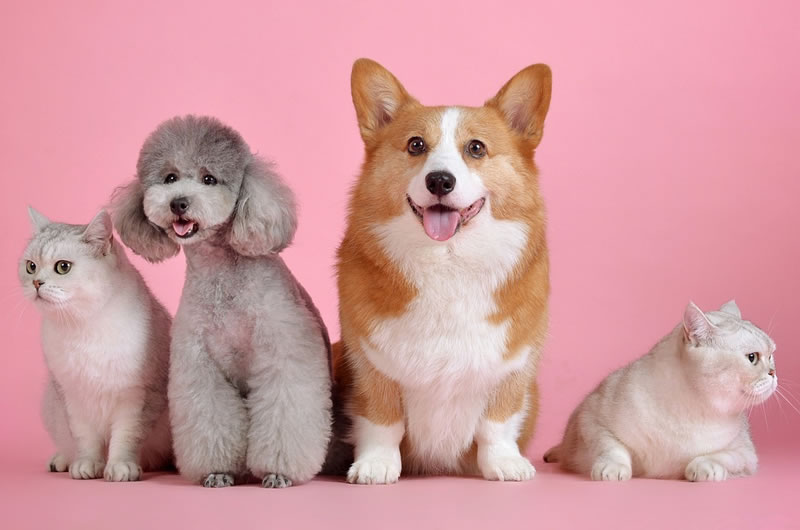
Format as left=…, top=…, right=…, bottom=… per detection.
left=769, top=369, right=775, bottom=377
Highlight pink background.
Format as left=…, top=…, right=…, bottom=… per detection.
left=1, top=0, right=798, bottom=528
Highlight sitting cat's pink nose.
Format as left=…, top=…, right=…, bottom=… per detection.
left=769, top=369, right=776, bottom=376
left=33, top=279, right=43, bottom=289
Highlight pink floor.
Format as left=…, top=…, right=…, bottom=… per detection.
left=3, top=438, right=798, bottom=529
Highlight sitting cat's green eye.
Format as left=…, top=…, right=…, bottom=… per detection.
left=25, top=260, right=36, bottom=274
left=747, top=352, right=759, bottom=365
left=54, top=260, right=72, bottom=275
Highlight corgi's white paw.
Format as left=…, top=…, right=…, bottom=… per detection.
left=481, top=454, right=536, bottom=481
left=686, top=457, right=728, bottom=482
left=48, top=453, right=70, bottom=472
left=347, top=457, right=401, bottom=485
left=591, top=459, right=632, bottom=481
left=104, top=460, right=142, bottom=482
left=69, top=458, right=104, bottom=480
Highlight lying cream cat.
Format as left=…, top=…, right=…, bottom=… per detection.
left=545, top=301, right=776, bottom=481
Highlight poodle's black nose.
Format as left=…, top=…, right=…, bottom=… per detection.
left=425, top=171, right=456, bottom=197
left=170, top=197, right=191, bottom=215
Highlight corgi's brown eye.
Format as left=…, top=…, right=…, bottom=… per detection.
left=468, top=140, right=486, bottom=158
left=25, top=260, right=36, bottom=274
left=55, top=260, right=72, bottom=275
left=408, top=137, right=426, bottom=156
left=747, top=352, right=760, bottom=365
left=164, top=173, right=178, bottom=184
left=203, top=174, right=218, bottom=186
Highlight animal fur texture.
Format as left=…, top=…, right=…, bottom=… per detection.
left=335, top=59, right=552, bottom=483
left=111, top=115, right=332, bottom=488
left=544, top=301, right=777, bottom=481
left=20, top=208, right=172, bottom=481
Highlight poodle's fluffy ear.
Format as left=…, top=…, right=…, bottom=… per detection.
left=109, top=180, right=179, bottom=263
left=229, top=158, right=297, bottom=256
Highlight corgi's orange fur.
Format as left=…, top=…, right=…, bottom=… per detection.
left=335, top=59, right=551, bottom=483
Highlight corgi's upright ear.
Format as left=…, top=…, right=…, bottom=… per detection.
left=351, top=58, right=416, bottom=145
left=486, top=63, right=552, bottom=148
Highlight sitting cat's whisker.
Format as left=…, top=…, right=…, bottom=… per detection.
left=774, top=389, right=800, bottom=417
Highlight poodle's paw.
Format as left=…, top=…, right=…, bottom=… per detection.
left=347, top=457, right=401, bottom=485
left=48, top=453, right=70, bottom=472
left=69, top=458, right=105, bottom=480
left=104, top=460, right=142, bottom=482
left=481, top=454, right=536, bottom=482
left=262, top=473, right=293, bottom=488
left=686, top=457, right=729, bottom=482
left=591, top=459, right=632, bottom=481
left=202, top=473, right=234, bottom=488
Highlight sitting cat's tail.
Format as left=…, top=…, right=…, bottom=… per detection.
left=543, top=444, right=561, bottom=463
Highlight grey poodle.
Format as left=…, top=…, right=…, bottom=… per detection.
left=111, top=115, right=332, bottom=488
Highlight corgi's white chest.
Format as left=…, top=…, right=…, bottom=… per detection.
left=364, top=210, right=530, bottom=469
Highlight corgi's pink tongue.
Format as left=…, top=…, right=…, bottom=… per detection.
left=422, top=207, right=460, bottom=241
left=173, top=221, right=193, bottom=236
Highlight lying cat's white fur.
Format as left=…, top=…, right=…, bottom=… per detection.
left=545, top=300, right=776, bottom=481
left=20, top=208, right=172, bottom=481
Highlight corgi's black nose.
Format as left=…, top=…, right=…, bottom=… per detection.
left=170, top=197, right=190, bottom=215
left=425, top=171, right=456, bottom=197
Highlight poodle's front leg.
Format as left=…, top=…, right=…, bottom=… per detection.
left=169, top=332, right=248, bottom=487
left=246, top=329, right=332, bottom=487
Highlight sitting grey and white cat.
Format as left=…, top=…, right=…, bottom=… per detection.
left=544, top=300, right=776, bottom=481
left=20, top=208, right=173, bottom=481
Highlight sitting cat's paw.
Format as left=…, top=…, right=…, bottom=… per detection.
left=262, top=473, right=293, bottom=488
left=48, top=453, right=70, bottom=472
left=202, top=473, right=234, bottom=488
left=591, top=459, right=632, bottom=481
left=480, top=454, right=536, bottom=482
left=686, top=457, right=728, bottom=482
left=69, top=458, right=105, bottom=480
left=347, top=457, right=401, bottom=485
left=104, top=460, right=142, bottom=482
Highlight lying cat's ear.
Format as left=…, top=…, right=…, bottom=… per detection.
left=683, top=301, right=717, bottom=345
left=28, top=206, right=50, bottom=233
left=719, top=300, right=742, bottom=319
left=82, top=210, right=113, bottom=256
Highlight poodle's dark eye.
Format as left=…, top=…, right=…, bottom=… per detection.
left=203, top=174, right=218, bottom=186
left=407, top=137, right=426, bottom=156
left=54, top=260, right=72, bottom=275
left=164, top=173, right=178, bottom=184
left=747, top=352, right=760, bottom=365
left=25, top=260, right=36, bottom=274
left=467, top=140, right=486, bottom=158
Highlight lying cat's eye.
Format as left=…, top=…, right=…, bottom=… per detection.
left=747, top=352, right=760, bottom=365
left=203, top=174, right=218, bottom=186
left=408, top=137, right=426, bottom=156
left=54, top=260, right=72, bottom=275
left=25, top=260, right=36, bottom=274
left=164, top=173, right=178, bottom=184
left=467, top=139, right=486, bottom=158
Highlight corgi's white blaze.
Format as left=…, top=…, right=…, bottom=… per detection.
left=364, top=111, right=533, bottom=470
left=407, top=107, right=486, bottom=210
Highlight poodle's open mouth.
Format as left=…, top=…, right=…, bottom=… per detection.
left=172, top=218, right=199, bottom=239
left=407, top=195, right=485, bottom=242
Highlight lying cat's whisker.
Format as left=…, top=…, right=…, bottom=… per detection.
left=776, top=385, right=800, bottom=409
left=775, top=389, right=800, bottom=418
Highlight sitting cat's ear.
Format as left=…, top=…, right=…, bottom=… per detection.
left=82, top=210, right=113, bottom=256
left=683, top=301, right=717, bottom=345
left=28, top=206, right=50, bottom=233
left=719, top=300, right=742, bottom=319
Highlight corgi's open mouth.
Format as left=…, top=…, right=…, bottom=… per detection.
left=407, top=196, right=485, bottom=242
left=172, top=218, right=199, bottom=239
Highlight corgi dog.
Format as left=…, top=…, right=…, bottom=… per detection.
left=334, top=59, right=552, bottom=484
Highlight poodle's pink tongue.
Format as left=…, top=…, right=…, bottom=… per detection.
left=423, top=207, right=460, bottom=241
left=173, top=220, right=193, bottom=236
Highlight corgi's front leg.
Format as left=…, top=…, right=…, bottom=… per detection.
left=346, top=361, right=405, bottom=485
left=476, top=372, right=536, bottom=481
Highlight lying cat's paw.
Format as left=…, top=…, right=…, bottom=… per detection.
left=104, top=460, right=142, bottom=482
left=262, top=473, right=293, bottom=488
left=347, top=457, right=401, bottom=485
left=481, top=454, right=536, bottom=482
left=69, top=458, right=105, bottom=480
left=591, top=459, right=632, bottom=481
left=686, top=457, right=728, bottom=482
left=202, top=473, right=234, bottom=488
left=48, top=453, right=70, bottom=472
